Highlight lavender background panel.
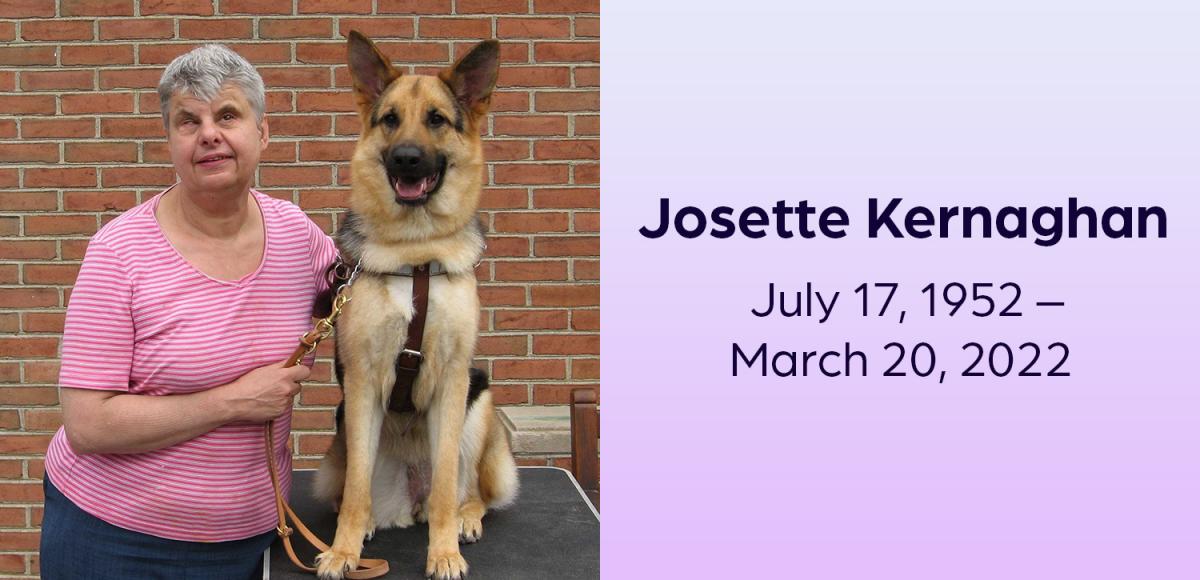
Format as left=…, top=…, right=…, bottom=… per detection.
left=602, top=2, right=1200, bottom=579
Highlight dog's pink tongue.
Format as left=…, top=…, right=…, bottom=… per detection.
left=392, top=177, right=435, bottom=200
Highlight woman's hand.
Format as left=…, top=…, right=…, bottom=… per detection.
left=221, top=362, right=311, bottom=423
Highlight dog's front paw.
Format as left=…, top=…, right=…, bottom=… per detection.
left=459, top=515, right=483, bottom=544
left=315, top=549, right=359, bottom=580
left=426, top=549, right=468, bottom=580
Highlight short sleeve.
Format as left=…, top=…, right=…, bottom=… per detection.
left=308, top=216, right=339, bottom=295
left=59, top=239, right=134, bottom=392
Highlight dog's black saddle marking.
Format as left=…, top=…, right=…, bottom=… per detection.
left=332, top=359, right=490, bottom=430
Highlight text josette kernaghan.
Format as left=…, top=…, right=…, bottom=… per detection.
left=638, top=197, right=1166, bottom=247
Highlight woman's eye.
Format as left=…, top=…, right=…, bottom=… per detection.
left=222, top=112, right=236, bottom=121
left=428, top=111, right=446, bottom=127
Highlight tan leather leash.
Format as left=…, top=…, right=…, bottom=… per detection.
left=265, top=262, right=390, bottom=579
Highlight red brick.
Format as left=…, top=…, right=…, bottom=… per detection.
left=493, top=211, right=569, bottom=233
left=291, top=409, right=334, bottom=430
left=22, top=362, right=57, bottom=385
left=21, top=19, right=93, bottom=41
left=533, top=383, right=598, bottom=405
left=220, top=0, right=292, bottom=14
left=0, top=337, right=57, bottom=357
left=498, top=17, right=569, bottom=39
left=24, top=408, right=61, bottom=431
left=575, top=114, right=598, bottom=136
left=22, top=311, right=66, bottom=333
left=535, top=139, right=598, bottom=160
left=143, top=0, right=214, bottom=15
left=494, top=260, right=568, bottom=281
left=534, top=42, right=598, bottom=63
left=0, top=193, right=56, bottom=212
left=483, top=141, right=531, bottom=162
left=533, top=334, right=598, bottom=355
left=296, top=91, right=355, bottom=113
left=0, top=532, right=38, bottom=551
left=0, top=288, right=57, bottom=308
left=571, top=310, right=598, bottom=331
left=299, top=0, right=371, bottom=14
left=534, top=235, right=597, bottom=257
left=574, top=67, right=599, bottom=87
left=0, top=553, right=21, bottom=574
left=0, top=313, right=15, bottom=333
left=575, top=17, right=599, bottom=37
left=479, top=285, right=526, bottom=306
left=261, top=17, right=334, bottom=39
left=61, top=240, right=90, bottom=260
left=378, top=0, right=451, bottom=14
left=0, top=0, right=54, bottom=17
left=99, top=68, right=162, bottom=89
left=495, top=309, right=567, bottom=331
left=61, top=92, right=135, bottom=114
left=100, top=117, right=163, bottom=138
left=0, top=143, right=57, bottom=163
left=535, top=91, right=598, bottom=112
left=531, top=284, right=597, bottom=306
left=574, top=163, right=598, bottom=184
left=102, top=166, right=175, bottom=187
left=180, top=18, right=252, bottom=39
left=99, top=19, right=174, bottom=40
left=21, top=70, right=93, bottom=91
left=299, top=140, right=356, bottom=162
left=0, top=119, right=13, bottom=138
left=477, top=335, right=527, bottom=356
left=21, top=118, right=91, bottom=139
left=458, top=0, right=526, bottom=12
left=62, top=44, right=135, bottom=65
left=25, top=215, right=96, bottom=235
left=137, top=43, right=200, bottom=65
left=0, top=220, right=15, bottom=238
left=0, top=363, right=18, bottom=384
left=0, top=22, right=11, bottom=41
left=26, top=167, right=97, bottom=188
left=489, top=385, right=529, bottom=405
left=492, top=359, right=565, bottom=380
left=333, top=114, right=362, bottom=135
left=337, top=17, right=414, bottom=39
left=534, top=0, right=597, bottom=13
left=533, top=187, right=597, bottom=209
left=418, top=18, right=490, bottom=39
left=490, top=91, right=529, bottom=112
left=260, top=67, right=330, bottom=88
left=498, top=66, right=570, bottom=88
left=297, top=433, right=333, bottom=454
left=262, top=141, right=297, bottom=162
left=64, top=190, right=138, bottom=211
left=61, top=0, right=132, bottom=16
left=234, top=42, right=292, bottom=63
left=65, top=142, right=138, bottom=163
left=494, top=163, right=569, bottom=185
left=453, top=40, right=528, bottom=64
left=373, top=41, right=450, bottom=63
left=0, top=45, right=54, bottom=66
left=270, top=114, right=332, bottom=136
left=261, top=166, right=333, bottom=186
left=494, top=115, right=567, bottom=136
left=574, top=212, right=598, bottom=232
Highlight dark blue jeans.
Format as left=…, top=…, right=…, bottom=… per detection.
left=40, top=475, right=274, bottom=580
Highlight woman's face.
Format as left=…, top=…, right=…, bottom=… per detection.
left=166, top=84, right=269, bottom=199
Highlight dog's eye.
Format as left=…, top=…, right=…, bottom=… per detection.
left=427, top=111, right=446, bottom=128
left=381, top=112, right=399, bottom=129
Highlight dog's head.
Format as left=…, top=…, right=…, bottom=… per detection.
left=346, top=32, right=499, bottom=241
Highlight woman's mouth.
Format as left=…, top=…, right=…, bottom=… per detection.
left=197, top=154, right=233, bottom=168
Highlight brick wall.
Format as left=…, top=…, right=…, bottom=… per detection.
left=0, top=1, right=598, bottom=575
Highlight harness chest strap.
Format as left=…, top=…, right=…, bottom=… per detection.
left=389, top=263, right=430, bottom=413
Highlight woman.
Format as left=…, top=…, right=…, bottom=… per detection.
left=39, top=45, right=338, bottom=579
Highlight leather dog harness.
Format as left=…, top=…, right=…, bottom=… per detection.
left=267, top=259, right=444, bottom=578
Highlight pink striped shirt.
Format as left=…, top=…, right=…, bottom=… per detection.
left=45, top=187, right=339, bottom=542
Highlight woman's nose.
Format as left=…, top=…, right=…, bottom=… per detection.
left=198, top=119, right=222, bottom=144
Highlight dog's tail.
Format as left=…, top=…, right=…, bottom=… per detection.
left=471, top=371, right=519, bottom=509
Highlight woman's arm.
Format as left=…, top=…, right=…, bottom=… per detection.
left=61, top=361, right=310, bottom=455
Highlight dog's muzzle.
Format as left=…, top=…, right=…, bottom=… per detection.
left=385, top=145, right=447, bottom=206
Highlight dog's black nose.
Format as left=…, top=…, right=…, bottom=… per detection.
left=391, top=145, right=424, bottom=168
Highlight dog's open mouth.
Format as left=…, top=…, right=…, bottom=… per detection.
left=389, top=156, right=446, bottom=206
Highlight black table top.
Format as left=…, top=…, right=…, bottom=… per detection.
left=266, top=467, right=599, bottom=580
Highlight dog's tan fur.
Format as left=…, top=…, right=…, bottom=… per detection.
left=313, top=32, right=517, bottom=580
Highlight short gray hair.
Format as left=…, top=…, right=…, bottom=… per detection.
left=157, top=44, right=265, bottom=129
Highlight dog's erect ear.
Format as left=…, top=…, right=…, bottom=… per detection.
left=347, top=31, right=401, bottom=114
left=439, top=40, right=500, bottom=116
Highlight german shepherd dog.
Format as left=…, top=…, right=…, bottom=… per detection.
left=312, top=32, right=518, bottom=580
